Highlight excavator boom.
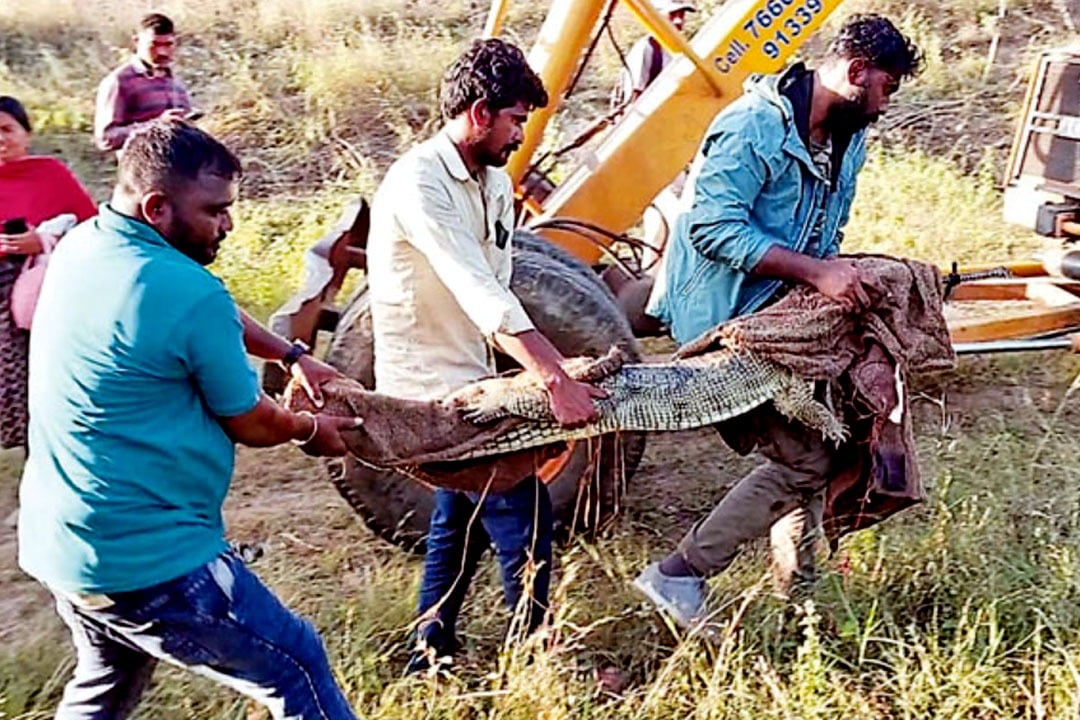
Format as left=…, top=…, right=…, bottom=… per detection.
left=504, top=0, right=846, bottom=262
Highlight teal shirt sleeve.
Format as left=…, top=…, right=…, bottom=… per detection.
left=687, top=127, right=781, bottom=273
left=178, top=289, right=261, bottom=418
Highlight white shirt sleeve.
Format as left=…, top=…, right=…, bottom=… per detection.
left=396, top=177, right=534, bottom=338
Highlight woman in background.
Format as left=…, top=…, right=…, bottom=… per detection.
left=0, top=95, right=97, bottom=448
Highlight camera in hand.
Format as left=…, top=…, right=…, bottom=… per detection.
left=2, top=218, right=28, bottom=235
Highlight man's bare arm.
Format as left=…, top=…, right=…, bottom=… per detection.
left=754, top=246, right=870, bottom=310
left=493, top=329, right=605, bottom=428
left=238, top=310, right=338, bottom=405
left=218, top=395, right=359, bottom=456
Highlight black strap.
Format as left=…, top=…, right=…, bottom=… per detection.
left=646, top=36, right=664, bottom=86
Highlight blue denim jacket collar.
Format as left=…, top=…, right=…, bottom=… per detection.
left=647, top=69, right=869, bottom=346
left=744, top=71, right=822, bottom=179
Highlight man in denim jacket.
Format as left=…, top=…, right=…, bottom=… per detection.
left=636, top=14, right=922, bottom=625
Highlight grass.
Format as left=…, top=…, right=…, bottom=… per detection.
left=845, top=146, right=1043, bottom=266
left=4, top=371, right=1080, bottom=718
left=3, top=0, right=1080, bottom=717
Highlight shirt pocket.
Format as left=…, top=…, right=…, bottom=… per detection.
left=678, top=256, right=716, bottom=299
left=756, top=157, right=805, bottom=238
left=494, top=220, right=510, bottom=250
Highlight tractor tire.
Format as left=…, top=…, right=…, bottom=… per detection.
left=321, top=235, right=647, bottom=552
left=512, top=228, right=617, bottom=301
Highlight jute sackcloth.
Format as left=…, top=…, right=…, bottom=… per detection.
left=287, top=254, right=956, bottom=539
left=678, top=254, right=956, bottom=544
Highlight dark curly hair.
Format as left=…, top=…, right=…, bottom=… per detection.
left=827, top=14, right=923, bottom=80
left=439, top=38, right=548, bottom=121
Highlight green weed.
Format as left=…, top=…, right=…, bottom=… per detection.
left=3, top=1, right=1080, bottom=718
left=845, top=146, right=1042, bottom=265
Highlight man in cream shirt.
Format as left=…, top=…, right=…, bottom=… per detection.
left=368, top=38, right=603, bottom=673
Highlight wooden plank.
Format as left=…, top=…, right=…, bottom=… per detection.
left=948, top=304, right=1080, bottom=342
left=1026, top=281, right=1080, bottom=306
left=948, top=283, right=1031, bottom=301
left=947, top=278, right=1080, bottom=302
left=944, top=261, right=1048, bottom=278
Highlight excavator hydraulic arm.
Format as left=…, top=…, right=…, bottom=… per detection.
left=500, top=0, right=846, bottom=263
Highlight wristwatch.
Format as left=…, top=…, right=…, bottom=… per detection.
left=280, top=340, right=310, bottom=370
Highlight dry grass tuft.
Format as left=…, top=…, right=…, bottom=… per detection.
left=3, top=1, right=1080, bottom=717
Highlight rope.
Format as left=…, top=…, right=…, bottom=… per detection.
left=529, top=217, right=663, bottom=279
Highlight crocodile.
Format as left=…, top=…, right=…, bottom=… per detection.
left=287, top=345, right=846, bottom=470
left=439, top=346, right=846, bottom=460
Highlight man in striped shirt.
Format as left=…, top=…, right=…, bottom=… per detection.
left=94, top=13, right=194, bottom=152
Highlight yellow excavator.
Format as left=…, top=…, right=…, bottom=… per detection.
left=267, top=0, right=1080, bottom=550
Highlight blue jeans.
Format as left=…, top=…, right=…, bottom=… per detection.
left=50, top=552, right=357, bottom=720
left=415, top=476, right=553, bottom=655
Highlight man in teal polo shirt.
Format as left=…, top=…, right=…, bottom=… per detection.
left=18, top=121, right=361, bottom=720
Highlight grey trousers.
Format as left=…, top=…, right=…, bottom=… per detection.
left=678, top=409, right=835, bottom=596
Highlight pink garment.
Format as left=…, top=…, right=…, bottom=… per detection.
left=11, top=249, right=51, bottom=330
left=0, top=156, right=97, bottom=328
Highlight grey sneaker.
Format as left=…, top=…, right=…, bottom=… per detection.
left=632, top=561, right=707, bottom=629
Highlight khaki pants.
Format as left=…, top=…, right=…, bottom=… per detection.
left=678, top=409, right=835, bottom=597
